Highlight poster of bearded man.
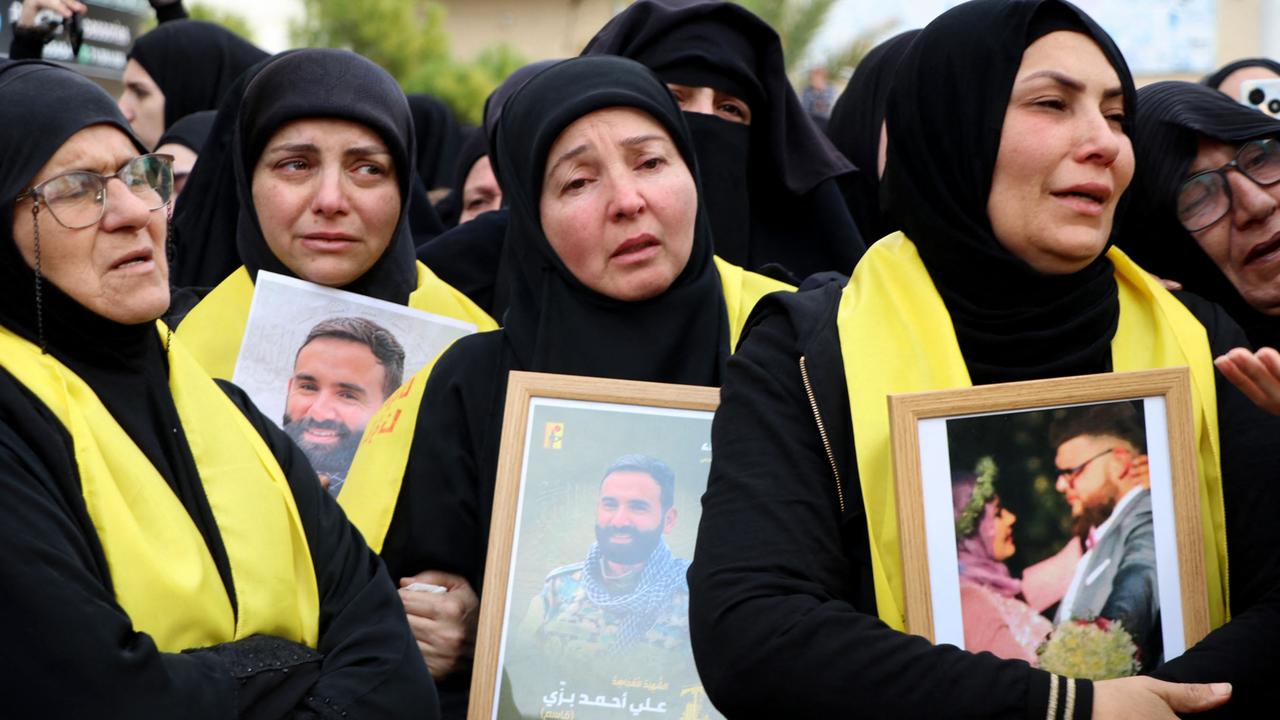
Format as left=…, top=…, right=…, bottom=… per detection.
left=233, top=271, right=477, bottom=495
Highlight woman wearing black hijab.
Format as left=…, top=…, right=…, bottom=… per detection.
left=121, top=20, right=268, bottom=150
left=174, top=49, right=496, bottom=382
left=826, top=29, right=920, bottom=244
left=1117, top=81, right=1280, bottom=352
left=688, top=1, right=1280, bottom=717
left=0, top=60, right=436, bottom=717
left=338, top=55, right=791, bottom=718
left=407, top=93, right=465, bottom=194
left=1201, top=57, right=1280, bottom=102
left=583, top=0, right=864, bottom=281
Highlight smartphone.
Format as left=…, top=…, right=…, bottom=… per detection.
left=1240, top=78, right=1280, bottom=119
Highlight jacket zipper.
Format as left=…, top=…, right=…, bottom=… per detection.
left=798, top=355, right=845, bottom=514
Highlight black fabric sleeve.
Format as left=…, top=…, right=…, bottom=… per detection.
left=687, top=303, right=1086, bottom=719
left=1147, top=295, right=1280, bottom=719
left=217, top=380, right=441, bottom=719
left=378, top=332, right=509, bottom=720
left=0, top=373, right=304, bottom=719
left=7, top=25, right=50, bottom=60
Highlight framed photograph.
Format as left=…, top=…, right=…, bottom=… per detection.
left=889, top=368, right=1209, bottom=678
left=469, top=371, right=725, bottom=720
left=232, top=271, right=477, bottom=494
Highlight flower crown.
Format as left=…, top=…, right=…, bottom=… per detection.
left=955, top=456, right=998, bottom=538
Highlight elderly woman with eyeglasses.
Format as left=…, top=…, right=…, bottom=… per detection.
left=0, top=61, right=437, bottom=718
left=1117, top=81, right=1280, bottom=414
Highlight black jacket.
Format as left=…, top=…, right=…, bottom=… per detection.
left=689, top=284, right=1280, bottom=719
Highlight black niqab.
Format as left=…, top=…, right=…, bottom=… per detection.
left=233, top=49, right=419, bottom=304
left=128, top=20, right=268, bottom=135
left=492, top=55, right=727, bottom=385
left=583, top=0, right=863, bottom=279
left=1117, top=80, right=1280, bottom=350
left=882, top=0, right=1135, bottom=386
left=826, top=29, right=920, bottom=244
left=0, top=61, right=235, bottom=594
left=1202, top=57, right=1280, bottom=91
left=156, top=109, right=217, bottom=153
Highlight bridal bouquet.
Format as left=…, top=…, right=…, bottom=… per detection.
left=1036, top=617, right=1140, bottom=679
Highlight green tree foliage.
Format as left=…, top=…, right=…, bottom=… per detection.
left=732, top=0, right=897, bottom=87
left=186, top=3, right=255, bottom=43
left=289, top=0, right=524, bottom=126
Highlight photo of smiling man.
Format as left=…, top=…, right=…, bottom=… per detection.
left=527, top=454, right=691, bottom=659
left=284, top=316, right=405, bottom=495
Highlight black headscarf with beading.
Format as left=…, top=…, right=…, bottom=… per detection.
left=1116, top=80, right=1280, bottom=350
left=492, top=55, right=727, bottom=386
left=826, top=29, right=920, bottom=244
left=583, top=0, right=863, bottom=280
left=882, top=0, right=1136, bottom=386
left=128, top=20, right=268, bottom=135
left=232, top=49, right=419, bottom=304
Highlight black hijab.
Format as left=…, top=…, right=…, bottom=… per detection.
left=826, top=29, right=920, bottom=244
left=882, top=0, right=1136, bottom=386
left=583, top=0, right=863, bottom=280
left=1202, top=57, right=1280, bottom=92
left=156, top=109, right=217, bottom=154
left=0, top=62, right=227, bottom=547
left=232, top=49, right=419, bottom=304
left=129, top=20, right=268, bottom=134
left=492, top=55, right=727, bottom=385
left=407, top=93, right=464, bottom=191
left=417, top=59, right=561, bottom=312
left=1117, top=80, right=1280, bottom=350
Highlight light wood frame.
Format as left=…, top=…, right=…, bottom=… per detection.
left=468, top=371, right=720, bottom=720
left=888, top=367, right=1209, bottom=652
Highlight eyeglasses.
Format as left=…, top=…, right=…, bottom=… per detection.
left=14, top=153, right=174, bottom=230
left=1056, top=447, right=1115, bottom=487
left=1177, top=138, right=1280, bottom=232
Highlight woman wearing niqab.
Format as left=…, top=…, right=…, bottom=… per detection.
left=338, top=55, right=792, bottom=719
left=825, top=29, right=920, bottom=245
left=173, top=49, right=495, bottom=382
left=583, top=0, right=864, bottom=281
left=0, top=60, right=436, bottom=717
left=688, top=1, right=1280, bottom=717
left=1116, top=80, right=1280, bottom=351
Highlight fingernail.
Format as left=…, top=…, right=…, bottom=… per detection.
left=1211, top=682, right=1231, bottom=696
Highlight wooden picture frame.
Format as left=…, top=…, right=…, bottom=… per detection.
left=469, top=371, right=722, bottom=720
left=889, top=367, right=1208, bottom=675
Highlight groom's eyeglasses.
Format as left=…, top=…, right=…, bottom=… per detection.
left=1056, top=447, right=1115, bottom=487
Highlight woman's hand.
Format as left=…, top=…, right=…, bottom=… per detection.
left=1214, top=347, right=1280, bottom=415
left=398, top=570, right=479, bottom=680
left=1093, top=677, right=1230, bottom=718
left=17, top=0, right=85, bottom=30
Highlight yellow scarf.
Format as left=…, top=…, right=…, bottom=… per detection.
left=0, top=322, right=321, bottom=652
left=836, top=233, right=1227, bottom=632
left=339, top=256, right=792, bottom=553
left=177, top=262, right=499, bottom=380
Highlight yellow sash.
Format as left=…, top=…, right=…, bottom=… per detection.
left=836, top=233, right=1227, bottom=632
left=177, top=262, right=499, bottom=380
left=0, top=323, right=320, bottom=651
left=340, top=256, right=793, bottom=554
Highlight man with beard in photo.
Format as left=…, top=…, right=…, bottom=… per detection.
left=284, top=317, right=405, bottom=496
left=1050, top=402, right=1159, bottom=669
left=527, top=454, right=692, bottom=660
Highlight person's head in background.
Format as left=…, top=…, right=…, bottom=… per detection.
left=153, top=110, right=216, bottom=201
left=1202, top=57, right=1280, bottom=104
left=1116, top=80, right=1280, bottom=350
left=120, top=20, right=267, bottom=149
